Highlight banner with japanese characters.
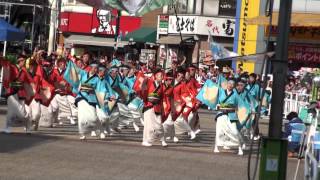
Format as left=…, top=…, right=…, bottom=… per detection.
left=288, top=44, right=320, bottom=63
left=168, top=16, right=198, bottom=34
left=167, top=15, right=235, bottom=37
left=198, top=17, right=236, bottom=37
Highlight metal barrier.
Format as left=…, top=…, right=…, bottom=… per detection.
left=284, top=92, right=311, bottom=115
left=304, top=152, right=319, bottom=180
left=303, top=110, right=320, bottom=180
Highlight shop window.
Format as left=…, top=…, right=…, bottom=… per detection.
left=202, top=0, right=219, bottom=16
left=168, top=0, right=188, bottom=14
left=62, top=0, right=76, bottom=5
left=68, top=0, right=76, bottom=4
left=218, top=0, right=236, bottom=17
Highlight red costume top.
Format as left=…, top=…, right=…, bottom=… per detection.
left=34, top=65, right=55, bottom=106
left=133, top=71, right=148, bottom=99
left=28, top=71, right=42, bottom=102
left=143, top=77, right=164, bottom=117
left=1, top=61, right=35, bottom=104
left=181, top=78, right=202, bottom=118
left=82, top=64, right=91, bottom=73
left=172, top=81, right=186, bottom=120
left=185, top=77, right=201, bottom=95
left=49, top=68, right=72, bottom=96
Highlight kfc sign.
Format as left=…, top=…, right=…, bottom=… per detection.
left=59, top=8, right=141, bottom=36
left=91, top=9, right=116, bottom=35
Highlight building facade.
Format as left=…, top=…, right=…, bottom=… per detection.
left=58, top=0, right=142, bottom=58
left=156, top=0, right=237, bottom=68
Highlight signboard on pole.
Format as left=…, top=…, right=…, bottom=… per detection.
left=158, top=15, right=169, bottom=35
left=140, top=49, right=156, bottom=64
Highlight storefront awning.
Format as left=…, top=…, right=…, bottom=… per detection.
left=247, top=12, right=320, bottom=27
left=64, top=35, right=128, bottom=47
left=157, top=36, right=193, bottom=45
left=124, top=27, right=157, bottom=43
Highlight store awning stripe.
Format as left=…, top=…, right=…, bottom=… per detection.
left=124, top=27, right=157, bottom=43
left=64, top=35, right=128, bottom=47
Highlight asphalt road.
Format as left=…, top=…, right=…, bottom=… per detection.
left=0, top=106, right=303, bottom=180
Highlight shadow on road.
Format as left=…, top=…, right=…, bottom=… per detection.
left=0, top=133, right=60, bottom=154
left=0, top=109, right=7, bottom=115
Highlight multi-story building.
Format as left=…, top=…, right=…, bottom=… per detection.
left=236, top=0, right=320, bottom=73
left=58, top=0, right=143, bottom=58
left=58, top=0, right=238, bottom=67
left=156, top=0, right=237, bottom=68
left=0, top=0, right=50, bottom=52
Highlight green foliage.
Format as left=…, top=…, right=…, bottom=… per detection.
left=4, top=54, right=17, bottom=64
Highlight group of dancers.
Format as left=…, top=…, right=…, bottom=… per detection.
left=0, top=50, right=271, bottom=155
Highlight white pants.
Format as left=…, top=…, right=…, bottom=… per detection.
left=25, top=99, right=41, bottom=128
left=5, top=94, right=28, bottom=128
left=128, top=97, right=144, bottom=125
left=143, top=108, right=164, bottom=143
left=188, top=111, right=200, bottom=131
left=118, top=102, right=144, bottom=128
left=108, top=106, right=120, bottom=132
left=215, top=114, right=243, bottom=147
left=96, top=106, right=109, bottom=133
left=39, top=104, right=56, bottom=127
left=162, top=114, right=175, bottom=139
left=118, top=103, right=133, bottom=126
left=128, top=103, right=144, bottom=126
left=174, top=114, right=193, bottom=135
left=51, top=94, right=77, bottom=120
left=77, top=100, right=97, bottom=135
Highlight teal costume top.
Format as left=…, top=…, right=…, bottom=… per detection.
left=104, top=74, right=120, bottom=98
left=217, top=88, right=238, bottom=121
left=64, top=61, right=103, bottom=106
left=77, top=71, right=100, bottom=105
left=125, top=75, right=136, bottom=90
left=246, top=83, right=260, bottom=100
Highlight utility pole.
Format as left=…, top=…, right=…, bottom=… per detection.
left=259, top=0, right=292, bottom=180
left=30, top=4, right=36, bottom=51
left=269, top=0, right=292, bottom=139
left=48, top=0, right=57, bottom=54
left=113, top=10, right=121, bottom=55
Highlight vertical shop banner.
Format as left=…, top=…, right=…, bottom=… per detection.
left=166, top=48, right=178, bottom=68
left=158, top=15, right=169, bottom=35
left=158, top=45, right=167, bottom=67
left=168, top=16, right=198, bottom=34
left=233, top=0, right=261, bottom=73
